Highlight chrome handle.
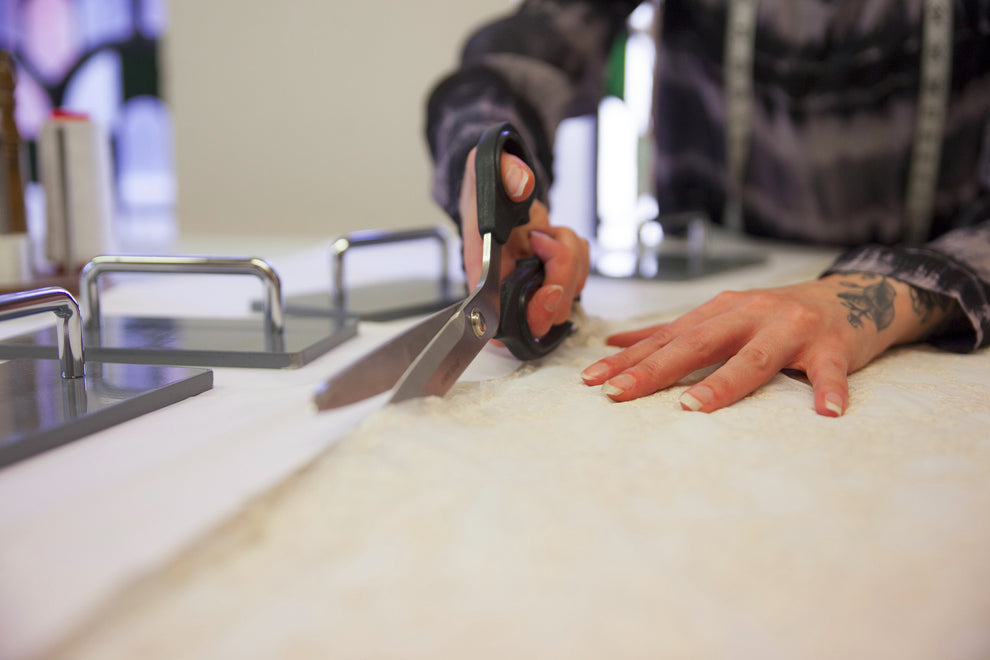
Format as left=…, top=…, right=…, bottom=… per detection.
left=329, top=225, right=453, bottom=312
left=79, top=255, right=285, bottom=335
left=636, top=212, right=711, bottom=258
left=0, top=287, right=85, bottom=378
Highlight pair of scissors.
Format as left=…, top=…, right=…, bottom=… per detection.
left=314, top=122, right=572, bottom=411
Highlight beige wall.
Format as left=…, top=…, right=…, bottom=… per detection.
left=163, top=1, right=510, bottom=237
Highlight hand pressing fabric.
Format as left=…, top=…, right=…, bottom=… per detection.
left=459, top=147, right=589, bottom=339
left=581, top=273, right=959, bottom=417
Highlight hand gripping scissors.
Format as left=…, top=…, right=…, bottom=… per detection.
left=314, top=123, right=572, bottom=411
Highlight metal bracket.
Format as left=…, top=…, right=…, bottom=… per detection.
left=0, top=255, right=357, bottom=369
left=331, top=226, right=454, bottom=313
left=596, top=211, right=764, bottom=280
left=0, top=286, right=84, bottom=377
left=265, top=226, right=465, bottom=322
left=82, top=255, right=285, bottom=336
left=0, top=286, right=213, bottom=469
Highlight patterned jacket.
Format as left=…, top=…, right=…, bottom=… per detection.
left=426, top=0, right=990, bottom=351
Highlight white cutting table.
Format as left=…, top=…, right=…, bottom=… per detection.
left=1, top=233, right=988, bottom=660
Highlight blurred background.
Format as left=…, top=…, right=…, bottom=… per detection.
left=3, top=0, right=660, bottom=264
left=1, top=0, right=512, bottom=240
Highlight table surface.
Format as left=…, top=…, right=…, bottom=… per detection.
left=1, top=234, right=989, bottom=660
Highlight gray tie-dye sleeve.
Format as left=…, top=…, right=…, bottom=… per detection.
left=425, top=0, right=640, bottom=228
left=824, top=211, right=990, bottom=352
left=825, top=107, right=990, bottom=352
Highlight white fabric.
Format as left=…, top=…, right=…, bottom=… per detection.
left=46, top=309, right=990, bottom=660
left=2, top=237, right=989, bottom=659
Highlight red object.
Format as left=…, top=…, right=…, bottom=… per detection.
left=51, top=109, right=89, bottom=121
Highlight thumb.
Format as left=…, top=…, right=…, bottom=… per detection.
left=500, top=152, right=535, bottom=201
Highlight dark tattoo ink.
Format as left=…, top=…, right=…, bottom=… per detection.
left=837, top=275, right=896, bottom=331
left=909, top=286, right=953, bottom=324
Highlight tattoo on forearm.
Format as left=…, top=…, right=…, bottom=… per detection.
left=836, top=274, right=896, bottom=331
left=909, top=286, right=953, bottom=323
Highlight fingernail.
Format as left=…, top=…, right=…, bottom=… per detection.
left=602, top=373, right=635, bottom=398
left=544, top=285, right=564, bottom=313
left=679, top=385, right=714, bottom=412
left=824, top=392, right=844, bottom=417
left=506, top=165, right=529, bottom=198
left=581, top=363, right=608, bottom=383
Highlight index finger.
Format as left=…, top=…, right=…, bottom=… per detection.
left=523, top=226, right=589, bottom=334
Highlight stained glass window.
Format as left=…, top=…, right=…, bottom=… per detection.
left=0, top=0, right=172, bottom=217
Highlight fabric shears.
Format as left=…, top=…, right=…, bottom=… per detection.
left=314, top=122, right=572, bottom=411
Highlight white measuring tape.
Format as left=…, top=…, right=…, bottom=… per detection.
left=905, top=0, right=953, bottom=243
left=722, top=0, right=758, bottom=234
left=722, top=0, right=953, bottom=242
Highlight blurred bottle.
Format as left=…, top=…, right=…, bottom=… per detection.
left=0, top=50, right=32, bottom=287
left=38, top=109, right=116, bottom=274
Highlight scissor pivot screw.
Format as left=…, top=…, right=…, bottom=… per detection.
left=470, top=309, right=487, bottom=337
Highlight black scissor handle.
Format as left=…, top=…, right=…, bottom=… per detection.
left=496, top=256, right=574, bottom=360
left=475, top=122, right=573, bottom=360
left=475, top=123, right=537, bottom=245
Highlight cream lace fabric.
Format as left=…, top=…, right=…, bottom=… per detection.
left=53, top=311, right=990, bottom=660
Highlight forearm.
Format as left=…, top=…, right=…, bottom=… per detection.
left=820, top=273, right=963, bottom=354
left=427, top=68, right=553, bottom=228
left=426, top=1, right=639, bottom=225
left=823, top=217, right=990, bottom=351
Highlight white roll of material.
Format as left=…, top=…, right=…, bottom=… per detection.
left=38, top=112, right=116, bottom=269
left=0, top=233, right=30, bottom=286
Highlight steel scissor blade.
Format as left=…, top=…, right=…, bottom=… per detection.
left=315, top=152, right=514, bottom=412
left=313, top=301, right=463, bottom=411
left=388, top=300, right=491, bottom=404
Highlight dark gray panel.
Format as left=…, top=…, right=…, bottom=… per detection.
left=0, top=359, right=213, bottom=468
